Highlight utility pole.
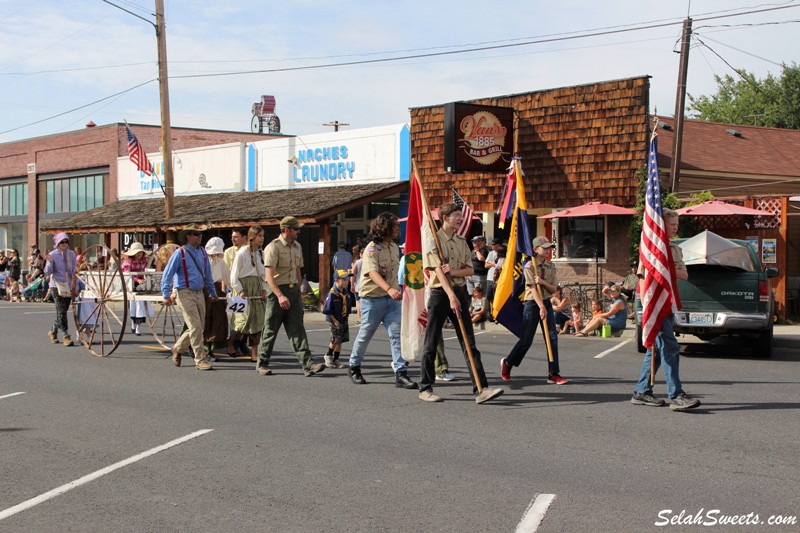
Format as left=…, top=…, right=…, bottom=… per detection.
left=670, top=17, right=692, bottom=193
left=155, top=0, right=174, bottom=230
left=322, top=120, right=349, bottom=132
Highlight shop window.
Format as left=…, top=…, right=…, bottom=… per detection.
left=0, top=183, right=28, bottom=217
left=44, top=175, right=105, bottom=214
left=555, top=217, right=606, bottom=260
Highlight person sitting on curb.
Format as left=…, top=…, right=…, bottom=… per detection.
left=574, top=284, right=627, bottom=337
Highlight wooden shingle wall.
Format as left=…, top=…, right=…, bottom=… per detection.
left=410, top=76, right=650, bottom=211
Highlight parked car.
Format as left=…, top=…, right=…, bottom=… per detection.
left=635, top=231, right=779, bottom=357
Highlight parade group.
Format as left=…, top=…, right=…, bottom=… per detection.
left=31, top=202, right=700, bottom=410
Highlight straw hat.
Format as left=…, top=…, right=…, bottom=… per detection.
left=178, top=223, right=208, bottom=244
left=122, top=242, right=151, bottom=257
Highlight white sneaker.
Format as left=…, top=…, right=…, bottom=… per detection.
left=324, top=355, right=335, bottom=368
left=436, top=371, right=456, bottom=382
left=134, top=325, right=141, bottom=336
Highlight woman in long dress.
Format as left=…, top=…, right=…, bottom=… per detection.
left=121, top=242, right=152, bottom=335
left=204, top=237, right=232, bottom=357
left=229, top=226, right=267, bottom=361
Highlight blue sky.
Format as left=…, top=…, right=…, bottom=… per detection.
left=1, top=0, right=798, bottom=143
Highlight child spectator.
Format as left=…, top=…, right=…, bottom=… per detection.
left=560, top=302, right=583, bottom=334
left=470, top=284, right=488, bottom=324
left=322, top=269, right=353, bottom=369
left=590, top=299, right=602, bottom=318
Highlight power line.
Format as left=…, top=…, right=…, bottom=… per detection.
left=0, top=79, right=156, bottom=135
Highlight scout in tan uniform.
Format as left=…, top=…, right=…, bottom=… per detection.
left=255, top=216, right=325, bottom=377
left=500, top=236, right=566, bottom=384
left=346, top=212, right=417, bottom=389
left=417, top=203, right=504, bottom=404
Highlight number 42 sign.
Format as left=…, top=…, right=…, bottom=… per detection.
left=226, top=295, right=248, bottom=314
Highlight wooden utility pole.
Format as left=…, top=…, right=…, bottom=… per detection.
left=155, top=0, right=174, bottom=228
left=670, top=17, right=692, bottom=193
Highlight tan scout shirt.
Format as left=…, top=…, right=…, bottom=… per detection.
left=524, top=259, right=558, bottom=301
left=264, top=235, right=303, bottom=286
left=423, top=229, right=470, bottom=289
left=359, top=241, right=400, bottom=298
left=637, top=241, right=686, bottom=277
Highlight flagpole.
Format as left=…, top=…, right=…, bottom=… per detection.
left=412, top=158, right=483, bottom=393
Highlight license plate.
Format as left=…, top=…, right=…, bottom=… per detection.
left=688, top=312, right=714, bottom=325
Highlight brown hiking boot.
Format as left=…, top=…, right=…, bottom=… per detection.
left=304, top=362, right=326, bottom=377
left=171, top=348, right=182, bottom=367
left=418, top=390, right=443, bottom=403
left=47, top=331, right=58, bottom=344
left=195, top=360, right=213, bottom=371
left=475, top=387, right=504, bottom=404
left=63, top=335, right=74, bottom=347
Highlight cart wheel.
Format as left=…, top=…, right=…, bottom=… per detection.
left=149, top=300, right=185, bottom=350
left=72, top=245, right=127, bottom=357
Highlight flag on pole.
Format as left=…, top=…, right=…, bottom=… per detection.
left=400, top=172, right=429, bottom=363
left=451, top=188, right=474, bottom=238
left=497, top=163, right=518, bottom=229
left=639, top=133, right=682, bottom=349
left=125, top=124, right=154, bottom=176
left=492, top=158, right=533, bottom=338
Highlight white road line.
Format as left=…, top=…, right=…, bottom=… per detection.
left=594, top=339, right=632, bottom=359
left=516, top=493, right=556, bottom=532
left=23, top=311, right=54, bottom=315
left=0, top=392, right=26, bottom=400
left=443, top=330, right=488, bottom=341
left=0, top=429, right=214, bottom=521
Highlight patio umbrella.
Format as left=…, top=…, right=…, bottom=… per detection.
left=538, top=201, right=637, bottom=219
left=539, top=201, right=637, bottom=286
left=675, top=200, right=772, bottom=217
left=679, top=230, right=755, bottom=271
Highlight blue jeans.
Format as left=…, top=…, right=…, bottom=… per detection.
left=635, top=316, right=683, bottom=398
left=348, top=295, right=406, bottom=373
left=506, top=299, right=560, bottom=376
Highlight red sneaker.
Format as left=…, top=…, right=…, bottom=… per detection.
left=500, top=358, right=511, bottom=381
left=547, top=374, right=568, bottom=385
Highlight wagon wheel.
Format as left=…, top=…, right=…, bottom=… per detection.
left=72, top=245, right=128, bottom=357
left=148, top=299, right=185, bottom=350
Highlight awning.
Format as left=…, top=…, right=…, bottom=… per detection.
left=40, top=182, right=409, bottom=234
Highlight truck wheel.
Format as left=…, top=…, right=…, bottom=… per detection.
left=636, top=325, right=646, bottom=353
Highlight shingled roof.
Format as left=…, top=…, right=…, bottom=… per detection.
left=40, top=181, right=408, bottom=234
left=653, top=117, right=800, bottom=196
left=410, top=76, right=650, bottom=211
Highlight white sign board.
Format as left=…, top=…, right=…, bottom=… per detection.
left=253, top=124, right=409, bottom=191
left=117, top=142, right=246, bottom=199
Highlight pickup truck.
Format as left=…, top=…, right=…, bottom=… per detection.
left=635, top=232, right=779, bottom=357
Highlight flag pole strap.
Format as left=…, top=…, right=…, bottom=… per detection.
left=412, top=158, right=483, bottom=393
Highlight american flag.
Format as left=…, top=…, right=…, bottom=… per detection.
left=125, top=125, right=154, bottom=176
left=639, top=133, right=681, bottom=349
left=451, top=188, right=474, bottom=238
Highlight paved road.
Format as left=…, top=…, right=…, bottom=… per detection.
left=1, top=302, right=798, bottom=532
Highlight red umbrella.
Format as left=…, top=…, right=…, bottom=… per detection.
left=675, top=200, right=773, bottom=217
left=538, top=201, right=637, bottom=219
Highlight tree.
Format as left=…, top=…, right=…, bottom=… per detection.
left=687, top=63, right=800, bottom=130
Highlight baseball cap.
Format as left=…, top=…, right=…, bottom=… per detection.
left=490, top=238, right=502, bottom=245
left=280, top=216, right=304, bottom=229
left=471, top=235, right=485, bottom=242
left=334, top=269, right=352, bottom=280
left=532, top=236, right=554, bottom=249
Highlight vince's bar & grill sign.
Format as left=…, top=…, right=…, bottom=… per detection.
left=444, top=102, right=513, bottom=173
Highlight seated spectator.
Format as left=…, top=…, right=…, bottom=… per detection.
left=560, top=302, right=583, bottom=334
left=575, top=285, right=628, bottom=337
left=470, top=284, right=488, bottom=324
left=551, top=285, right=571, bottom=331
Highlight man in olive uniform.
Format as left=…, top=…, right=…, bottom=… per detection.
left=417, top=203, right=504, bottom=404
left=256, top=216, right=325, bottom=377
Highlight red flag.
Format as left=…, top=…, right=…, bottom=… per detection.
left=125, top=125, right=154, bottom=176
left=639, top=133, right=681, bottom=349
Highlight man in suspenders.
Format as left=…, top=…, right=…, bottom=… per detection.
left=161, top=223, right=218, bottom=370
